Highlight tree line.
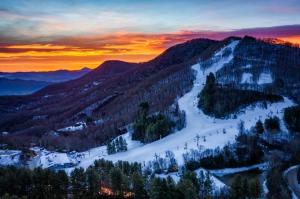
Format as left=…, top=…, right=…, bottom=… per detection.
left=198, top=73, right=282, bottom=118
left=133, top=102, right=174, bottom=143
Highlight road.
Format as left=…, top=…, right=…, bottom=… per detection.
left=285, top=165, right=300, bottom=199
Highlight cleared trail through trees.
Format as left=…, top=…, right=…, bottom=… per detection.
left=284, top=165, right=300, bottom=199
left=77, top=39, right=293, bottom=168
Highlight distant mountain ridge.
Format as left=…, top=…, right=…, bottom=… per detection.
left=0, top=68, right=91, bottom=96
left=0, top=78, right=51, bottom=96
left=0, top=67, right=91, bottom=82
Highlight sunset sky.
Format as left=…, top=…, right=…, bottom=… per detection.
left=0, top=0, right=300, bottom=72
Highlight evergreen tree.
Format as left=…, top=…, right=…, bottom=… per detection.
left=86, top=167, right=100, bottom=198
left=111, top=141, right=116, bottom=154
left=139, top=102, right=150, bottom=119
left=242, top=177, right=249, bottom=198
left=230, top=175, right=244, bottom=199
left=284, top=105, right=300, bottom=133
left=298, top=167, right=300, bottom=183
left=238, top=120, right=245, bottom=135
left=148, top=177, right=166, bottom=199
left=109, top=167, right=124, bottom=196
left=132, top=172, right=147, bottom=199
left=177, top=178, right=198, bottom=199
left=181, top=171, right=200, bottom=193
left=107, top=142, right=112, bottom=154
left=198, top=73, right=216, bottom=113
left=203, top=172, right=213, bottom=199
left=52, top=170, right=69, bottom=199
left=249, top=177, right=261, bottom=199
left=255, top=120, right=264, bottom=134
left=264, top=116, right=280, bottom=132
left=70, top=168, right=87, bottom=199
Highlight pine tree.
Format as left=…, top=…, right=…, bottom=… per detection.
left=132, top=172, right=146, bottom=199
left=107, top=142, right=112, bottom=154
left=111, top=141, right=116, bottom=154
left=242, top=177, right=249, bottom=198
left=109, top=167, right=124, bottom=196
left=177, top=178, right=198, bottom=199
left=198, top=170, right=205, bottom=198
left=86, top=167, right=100, bottom=198
left=52, top=170, right=69, bottom=199
left=230, top=175, right=244, bottom=199
left=249, top=177, right=261, bottom=199
left=238, top=120, right=245, bottom=135
left=255, top=120, right=264, bottom=134
left=148, top=177, right=165, bottom=199
left=70, top=168, right=87, bottom=199
left=203, top=172, right=213, bottom=199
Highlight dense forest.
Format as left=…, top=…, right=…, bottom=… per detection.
left=198, top=73, right=282, bottom=118
left=133, top=102, right=175, bottom=143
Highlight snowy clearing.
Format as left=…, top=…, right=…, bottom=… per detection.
left=0, top=150, right=21, bottom=166
left=209, top=162, right=268, bottom=177
left=257, top=72, right=273, bottom=84
left=57, top=122, right=87, bottom=132
left=241, top=72, right=253, bottom=84
left=157, top=167, right=227, bottom=190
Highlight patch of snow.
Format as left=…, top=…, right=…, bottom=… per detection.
left=157, top=168, right=226, bottom=191
left=257, top=72, right=273, bottom=84
left=29, top=148, right=77, bottom=169
left=241, top=72, right=253, bottom=84
left=243, top=64, right=252, bottom=69
left=263, top=180, right=269, bottom=197
left=93, top=81, right=100, bottom=86
left=58, top=122, right=87, bottom=132
left=1, top=131, right=9, bottom=136
left=0, top=150, right=21, bottom=166
left=210, top=162, right=268, bottom=177
left=195, top=168, right=227, bottom=189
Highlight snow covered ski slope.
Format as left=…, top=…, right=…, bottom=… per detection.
left=19, top=40, right=294, bottom=172
left=76, top=40, right=294, bottom=168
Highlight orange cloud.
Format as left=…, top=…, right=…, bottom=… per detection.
left=0, top=27, right=300, bottom=72
left=279, top=36, right=300, bottom=45
left=0, top=32, right=196, bottom=72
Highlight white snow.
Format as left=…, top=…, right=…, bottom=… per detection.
left=243, top=64, right=252, bottom=69
left=0, top=150, right=21, bottom=166
left=257, top=72, right=273, bottom=84
left=157, top=168, right=226, bottom=190
left=93, top=81, right=100, bottom=86
left=195, top=168, right=226, bottom=189
left=241, top=72, right=253, bottom=84
left=209, top=162, right=268, bottom=177
left=58, top=122, right=87, bottom=132
left=29, top=147, right=77, bottom=169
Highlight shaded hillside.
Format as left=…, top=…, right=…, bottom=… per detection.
left=0, top=38, right=219, bottom=150
left=0, top=68, right=91, bottom=83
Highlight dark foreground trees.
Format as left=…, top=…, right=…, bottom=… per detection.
left=284, top=105, right=300, bottom=133
left=0, top=167, right=68, bottom=199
